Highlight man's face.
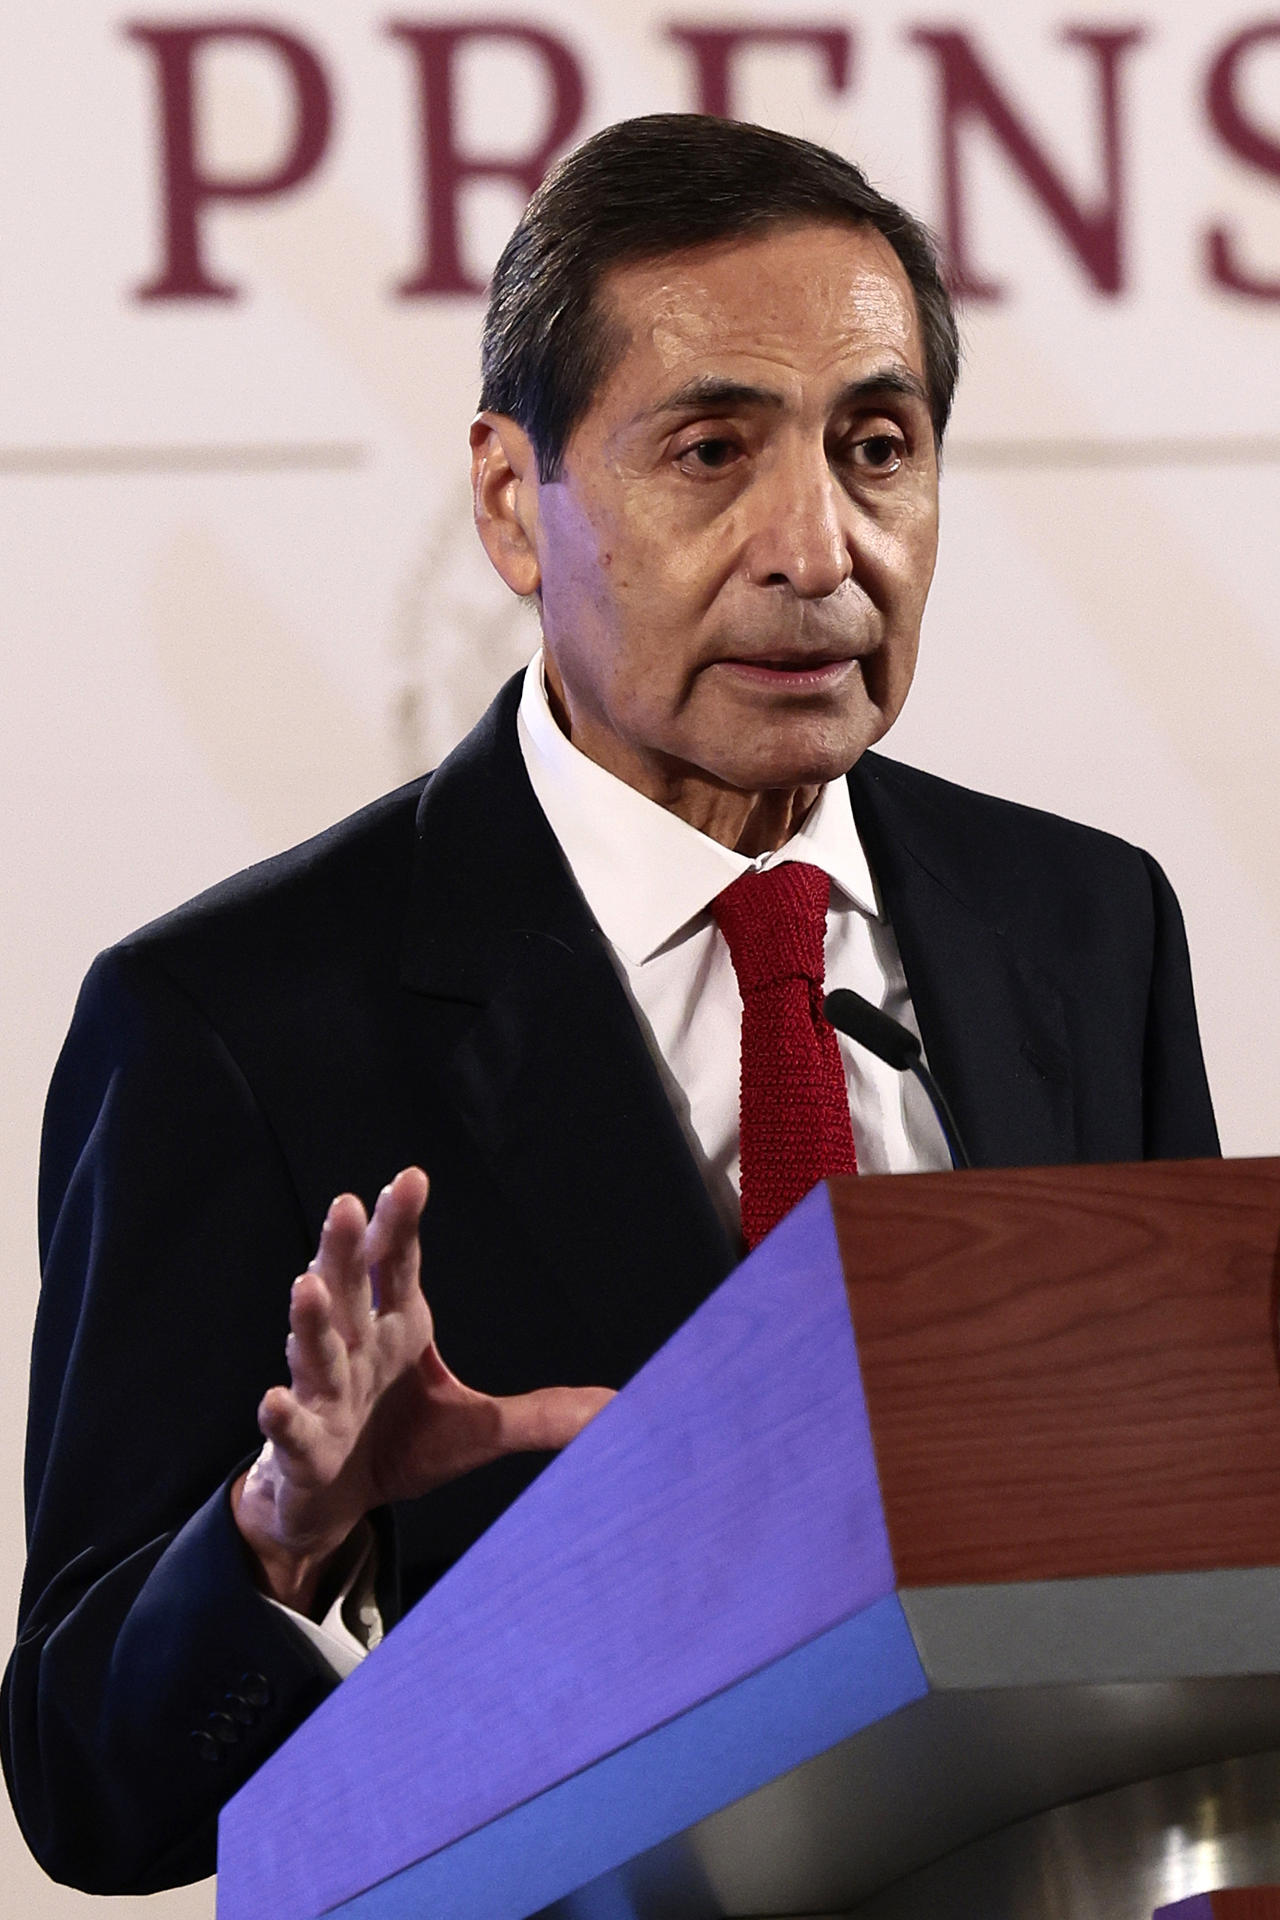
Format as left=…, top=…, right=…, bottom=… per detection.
left=517, top=220, right=939, bottom=807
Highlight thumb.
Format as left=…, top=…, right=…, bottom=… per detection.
left=493, top=1385, right=615, bottom=1455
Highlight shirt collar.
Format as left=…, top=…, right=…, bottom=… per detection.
left=516, top=651, right=880, bottom=965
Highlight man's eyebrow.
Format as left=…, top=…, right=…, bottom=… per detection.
left=637, top=377, right=786, bottom=421
left=844, top=367, right=932, bottom=410
left=636, top=366, right=932, bottom=424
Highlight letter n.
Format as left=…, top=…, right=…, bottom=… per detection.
left=125, top=20, right=334, bottom=301
left=389, top=22, right=586, bottom=296
left=909, top=26, right=1145, bottom=300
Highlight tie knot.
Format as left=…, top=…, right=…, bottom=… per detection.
left=712, top=861, right=831, bottom=994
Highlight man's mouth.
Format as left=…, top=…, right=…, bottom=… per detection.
left=715, top=652, right=862, bottom=688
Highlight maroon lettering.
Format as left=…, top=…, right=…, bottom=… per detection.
left=125, top=20, right=333, bottom=301
left=909, top=25, right=1145, bottom=300
left=389, top=21, right=585, bottom=296
left=666, top=25, right=853, bottom=119
left=1204, top=23, right=1280, bottom=299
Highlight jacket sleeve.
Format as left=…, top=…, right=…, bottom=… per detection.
left=1139, top=850, right=1220, bottom=1160
left=2, top=945, right=345, bottom=1894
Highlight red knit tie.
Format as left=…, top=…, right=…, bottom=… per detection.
left=713, top=861, right=857, bottom=1250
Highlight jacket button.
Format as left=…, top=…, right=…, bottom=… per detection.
left=191, top=1730, right=222, bottom=1765
left=207, top=1712, right=239, bottom=1746
left=224, top=1693, right=256, bottom=1726
left=237, top=1672, right=272, bottom=1708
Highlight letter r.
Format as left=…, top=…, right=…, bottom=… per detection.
left=389, top=22, right=586, bottom=297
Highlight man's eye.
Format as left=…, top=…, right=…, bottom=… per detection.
left=851, top=434, right=904, bottom=473
left=677, top=437, right=739, bottom=472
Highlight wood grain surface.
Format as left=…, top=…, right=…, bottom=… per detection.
left=832, top=1158, right=1280, bottom=1584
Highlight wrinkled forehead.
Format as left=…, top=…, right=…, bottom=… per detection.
left=592, top=221, right=926, bottom=403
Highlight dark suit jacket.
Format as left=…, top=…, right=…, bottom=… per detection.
left=2, top=674, right=1218, bottom=1893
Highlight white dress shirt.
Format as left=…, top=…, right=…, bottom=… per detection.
left=516, top=651, right=949, bottom=1241
left=264, top=1521, right=381, bottom=1678
left=279, top=651, right=948, bottom=1672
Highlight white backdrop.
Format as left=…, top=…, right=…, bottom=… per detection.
left=2, top=3, right=1278, bottom=1910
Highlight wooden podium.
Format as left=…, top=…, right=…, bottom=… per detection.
left=216, top=1158, right=1280, bottom=1920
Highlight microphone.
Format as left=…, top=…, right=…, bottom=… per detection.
left=822, top=988, right=972, bottom=1171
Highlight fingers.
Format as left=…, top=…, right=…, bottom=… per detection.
left=307, top=1169, right=429, bottom=1337
left=239, top=1168, right=432, bottom=1589
left=257, top=1385, right=326, bottom=1468
left=285, top=1271, right=348, bottom=1403
left=495, top=1384, right=616, bottom=1456
left=308, top=1193, right=371, bottom=1346
left=364, top=1167, right=429, bottom=1314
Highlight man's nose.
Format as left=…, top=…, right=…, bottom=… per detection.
left=743, top=447, right=854, bottom=599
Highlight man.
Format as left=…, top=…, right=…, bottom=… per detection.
left=3, top=114, right=1217, bottom=1894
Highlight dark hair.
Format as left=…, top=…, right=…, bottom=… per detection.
left=480, top=113, right=959, bottom=481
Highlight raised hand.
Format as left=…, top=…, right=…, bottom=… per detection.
left=232, top=1168, right=613, bottom=1612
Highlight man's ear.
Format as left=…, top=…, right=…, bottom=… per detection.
left=470, top=413, right=542, bottom=598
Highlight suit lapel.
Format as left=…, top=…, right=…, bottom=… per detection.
left=397, top=676, right=736, bottom=1384
left=392, top=679, right=1076, bottom=1376
left=849, top=755, right=1077, bottom=1169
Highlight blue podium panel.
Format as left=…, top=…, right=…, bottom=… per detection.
left=328, top=1598, right=926, bottom=1920
left=217, top=1188, right=905, bottom=1919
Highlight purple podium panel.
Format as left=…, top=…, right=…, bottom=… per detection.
left=217, top=1186, right=915, bottom=1920
left=1156, top=1899, right=1280, bottom=1919
left=330, top=1597, right=925, bottom=1920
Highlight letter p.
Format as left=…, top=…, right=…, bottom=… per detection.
left=126, top=19, right=334, bottom=300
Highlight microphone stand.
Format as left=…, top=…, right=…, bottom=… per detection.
left=823, top=987, right=972, bottom=1171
